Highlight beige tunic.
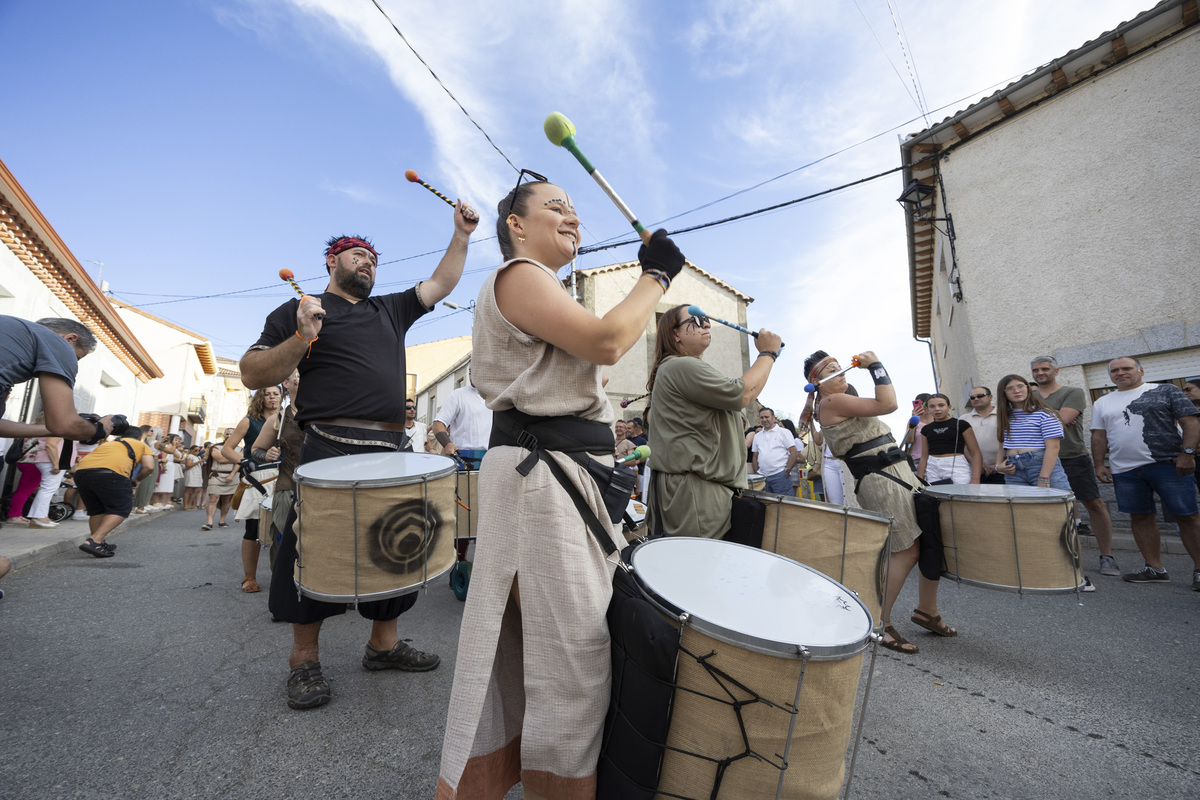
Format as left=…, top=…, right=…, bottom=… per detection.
left=437, top=259, right=622, bottom=800
left=821, top=414, right=921, bottom=551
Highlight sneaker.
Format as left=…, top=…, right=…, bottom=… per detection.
left=1081, top=576, right=1096, bottom=592
left=362, top=640, right=441, bottom=672
left=1192, top=570, right=1199, bottom=592
left=1123, top=565, right=1170, bottom=583
left=286, top=660, right=331, bottom=710
left=1098, top=555, right=1121, bottom=577
left=1076, top=521, right=1092, bottom=535
left=72, top=510, right=89, bottom=521
left=200, top=524, right=212, bottom=531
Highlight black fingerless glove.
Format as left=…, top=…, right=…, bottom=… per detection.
left=638, top=229, right=685, bottom=281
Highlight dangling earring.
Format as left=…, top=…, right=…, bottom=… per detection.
left=517, top=235, right=525, bottom=242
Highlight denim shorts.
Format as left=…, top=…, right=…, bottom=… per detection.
left=1003, top=450, right=1071, bottom=492
left=1112, top=460, right=1199, bottom=516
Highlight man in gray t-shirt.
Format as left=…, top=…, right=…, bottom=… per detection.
left=0, top=316, right=115, bottom=443
left=1032, top=356, right=1118, bottom=577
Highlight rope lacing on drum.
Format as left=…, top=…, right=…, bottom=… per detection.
left=603, top=642, right=800, bottom=800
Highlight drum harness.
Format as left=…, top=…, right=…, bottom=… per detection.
left=840, top=432, right=928, bottom=495
left=490, top=409, right=636, bottom=557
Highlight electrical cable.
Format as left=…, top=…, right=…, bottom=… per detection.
left=368, top=0, right=519, bottom=173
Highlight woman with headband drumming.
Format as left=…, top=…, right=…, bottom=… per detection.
left=645, top=304, right=782, bottom=538
left=807, top=349, right=957, bottom=655
left=437, top=174, right=686, bottom=800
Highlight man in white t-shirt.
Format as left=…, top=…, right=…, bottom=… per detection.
left=433, top=380, right=492, bottom=461
left=403, top=398, right=427, bottom=454
left=963, top=386, right=1003, bottom=485
left=751, top=407, right=797, bottom=495
left=1090, top=356, right=1200, bottom=589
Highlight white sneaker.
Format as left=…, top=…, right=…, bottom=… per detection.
left=72, top=510, right=89, bottom=521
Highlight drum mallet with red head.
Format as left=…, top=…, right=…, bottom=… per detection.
left=405, top=169, right=456, bottom=208
left=278, top=269, right=324, bottom=320
left=620, top=392, right=650, bottom=409
left=544, top=112, right=652, bottom=245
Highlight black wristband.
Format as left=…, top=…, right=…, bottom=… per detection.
left=82, top=418, right=107, bottom=445
left=867, top=361, right=891, bottom=385
left=251, top=448, right=270, bottom=463
left=758, top=350, right=779, bottom=361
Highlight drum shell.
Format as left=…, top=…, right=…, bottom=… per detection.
left=630, top=538, right=872, bottom=800
left=748, top=490, right=891, bottom=627
left=657, top=620, right=864, bottom=800
left=455, top=470, right=480, bottom=542
left=931, top=486, right=1082, bottom=593
left=293, top=459, right=457, bottom=602
left=746, top=472, right=766, bottom=492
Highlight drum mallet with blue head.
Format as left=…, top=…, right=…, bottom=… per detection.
left=687, top=305, right=786, bottom=351
left=803, top=358, right=862, bottom=393
left=544, top=111, right=652, bottom=245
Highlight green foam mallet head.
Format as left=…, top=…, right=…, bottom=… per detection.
left=543, top=112, right=577, bottom=147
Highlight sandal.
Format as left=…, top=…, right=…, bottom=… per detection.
left=911, top=608, right=957, bottom=637
left=241, top=577, right=261, bottom=593
left=881, top=625, right=918, bottom=654
left=79, top=538, right=114, bottom=559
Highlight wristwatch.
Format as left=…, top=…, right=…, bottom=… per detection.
left=1183, top=448, right=1196, bottom=456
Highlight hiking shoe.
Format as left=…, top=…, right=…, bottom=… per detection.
left=1076, top=521, right=1092, bottom=535
left=79, top=538, right=114, bottom=558
left=1123, top=565, right=1169, bottom=583
left=286, top=661, right=331, bottom=710
left=1098, top=555, right=1120, bottom=577
left=1081, top=576, right=1096, bottom=592
left=362, top=640, right=441, bottom=672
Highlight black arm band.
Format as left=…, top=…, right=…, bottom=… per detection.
left=867, top=362, right=891, bottom=386
left=758, top=351, right=779, bottom=362
left=251, top=448, right=270, bottom=463
left=435, top=431, right=452, bottom=447
left=82, top=418, right=108, bottom=445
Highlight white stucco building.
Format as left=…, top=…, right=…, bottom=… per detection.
left=899, top=0, right=1200, bottom=411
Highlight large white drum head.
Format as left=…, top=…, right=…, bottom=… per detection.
left=923, top=484, right=1073, bottom=503
left=295, top=452, right=456, bottom=489
left=631, top=537, right=872, bottom=660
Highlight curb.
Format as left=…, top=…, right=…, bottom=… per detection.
left=1, top=509, right=177, bottom=571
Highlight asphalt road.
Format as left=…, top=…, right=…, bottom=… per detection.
left=1, top=510, right=1197, bottom=799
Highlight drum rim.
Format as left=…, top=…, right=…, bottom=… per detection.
left=295, top=452, right=458, bottom=488
left=631, top=537, right=873, bottom=661
left=941, top=571, right=1087, bottom=594
left=921, top=484, right=1075, bottom=503
left=295, top=560, right=454, bottom=602
left=741, top=488, right=892, bottom=524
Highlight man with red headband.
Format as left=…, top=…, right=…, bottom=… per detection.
left=240, top=199, right=479, bottom=710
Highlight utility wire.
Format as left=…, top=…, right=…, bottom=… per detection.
left=578, top=165, right=905, bottom=254
left=368, top=0, right=518, bottom=173
left=887, top=0, right=931, bottom=126
left=850, top=0, right=922, bottom=112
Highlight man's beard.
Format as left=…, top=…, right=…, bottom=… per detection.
left=335, top=266, right=373, bottom=300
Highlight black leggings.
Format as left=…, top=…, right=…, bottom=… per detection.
left=243, top=518, right=259, bottom=542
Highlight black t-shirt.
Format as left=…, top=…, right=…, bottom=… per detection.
left=251, top=288, right=430, bottom=426
left=923, top=417, right=971, bottom=456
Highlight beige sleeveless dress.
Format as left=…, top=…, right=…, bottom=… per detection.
left=820, top=414, right=921, bottom=551
left=437, top=259, right=621, bottom=800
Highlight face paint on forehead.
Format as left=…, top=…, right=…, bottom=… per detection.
left=543, top=196, right=575, bottom=213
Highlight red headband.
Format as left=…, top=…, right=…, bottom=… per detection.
left=326, top=237, right=379, bottom=258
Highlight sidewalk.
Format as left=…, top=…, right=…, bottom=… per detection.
left=0, top=507, right=180, bottom=569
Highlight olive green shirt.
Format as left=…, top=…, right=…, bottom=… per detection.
left=1039, top=385, right=1087, bottom=459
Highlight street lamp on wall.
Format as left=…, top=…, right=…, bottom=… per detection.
left=898, top=176, right=962, bottom=301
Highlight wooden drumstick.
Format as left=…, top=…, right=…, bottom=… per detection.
left=278, top=269, right=324, bottom=320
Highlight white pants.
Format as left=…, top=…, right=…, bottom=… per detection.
left=926, top=455, right=972, bottom=484
left=29, top=463, right=65, bottom=519
left=823, top=444, right=844, bottom=505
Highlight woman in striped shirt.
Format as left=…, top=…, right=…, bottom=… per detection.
left=994, top=374, right=1070, bottom=490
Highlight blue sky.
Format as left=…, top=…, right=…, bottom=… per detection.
left=2, top=0, right=1150, bottom=429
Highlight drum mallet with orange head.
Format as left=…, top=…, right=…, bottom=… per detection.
left=544, top=111, right=652, bottom=245
left=687, top=305, right=786, bottom=351
left=405, top=169, right=456, bottom=208
left=278, top=269, right=324, bottom=320
left=803, top=358, right=861, bottom=393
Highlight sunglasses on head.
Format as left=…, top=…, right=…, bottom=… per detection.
left=505, top=169, right=549, bottom=217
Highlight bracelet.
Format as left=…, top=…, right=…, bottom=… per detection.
left=641, top=269, right=671, bottom=293
left=294, top=330, right=318, bottom=357
left=758, top=350, right=779, bottom=361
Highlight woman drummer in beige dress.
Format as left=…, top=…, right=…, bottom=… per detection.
left=437, top=174, right=686, bottom=800
left=811, top=350, right=957, bottom=655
